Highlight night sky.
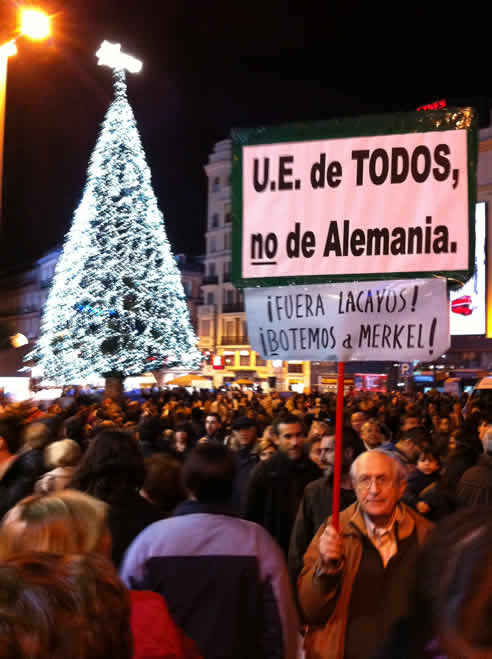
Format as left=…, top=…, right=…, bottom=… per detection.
left=0, top=0, right=490, bottom=270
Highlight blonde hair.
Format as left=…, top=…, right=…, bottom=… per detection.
left=256, top=437, right=277, bottom=455
left=0, top=490, right=108, bottom=560
left=23, top=422, right=51, bottom=449
left=44, top=439, right=81, bottom=469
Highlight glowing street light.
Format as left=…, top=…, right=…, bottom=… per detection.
left=20, top=8, right=51, bottom=41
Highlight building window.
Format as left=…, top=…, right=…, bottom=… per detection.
left=287, top=363, right=304, bottom=374
left=255, top=353, right=266, bottom=367
left=224, top=232, right=231, bottom=250
left=208, top=262, right=216, bottom=277
left=224, top=353, right=235, bottom=367
left=206, top=292, right=214, bottom=305
left=200, top=320, right=210, bottom=337
left=225, top=203, right=231, bottom=223
left=213, top=176, right=220, bottom=192
left=209, top=237, right=216, bottom=253
left=239, top=353, right=250, bottom=366
left=211, top=213, right=219, bottom=228
left=223, top=319, right=234, bottom=337
left=225, top=289, right=234, bottom=305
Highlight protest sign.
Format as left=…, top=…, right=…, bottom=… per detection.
left=245, top=278, right=449, bottom=362
left=232, top=110, right=477, bottom=288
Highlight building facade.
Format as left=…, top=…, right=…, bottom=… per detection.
left=198, top=139, right=311, bottom=391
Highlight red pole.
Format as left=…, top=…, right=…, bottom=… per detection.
left=332, top=361, right=345, bottom=531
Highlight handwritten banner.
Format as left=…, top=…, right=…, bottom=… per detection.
left=244, top=278, right=449, bottom=362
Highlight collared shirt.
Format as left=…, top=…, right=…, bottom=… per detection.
left=362, top=506, right=403, bottom=567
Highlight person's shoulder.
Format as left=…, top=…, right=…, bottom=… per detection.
left=304, top=476, right=330, bottom=496
left=460, top=460, right=492, bottom=484
left=401, top=502, right=435, bottom=536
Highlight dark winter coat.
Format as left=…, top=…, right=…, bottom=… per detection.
left=243, top=451, right=322, bottom=555
left=403, top=470, right=440, bottom=509
left=456, top=453, right=492, bottom=508
left=232, top=446, right=258, bottom=513
left=107, top=493, right=164, bottom=568
left=0, top=448, right=45, bottom=519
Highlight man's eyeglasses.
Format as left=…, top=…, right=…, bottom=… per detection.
left=355, top=475, right=392, bottom=491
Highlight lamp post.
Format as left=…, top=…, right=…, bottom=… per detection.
left=0, top=8, right=51, bottom=231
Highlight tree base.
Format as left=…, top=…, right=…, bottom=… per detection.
left=104, top=376, right=124, bottom=401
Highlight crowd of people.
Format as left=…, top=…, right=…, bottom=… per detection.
left=0, top=384, right=492, bottom=658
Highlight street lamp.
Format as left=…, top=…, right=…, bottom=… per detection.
left=0, top=8, right=51, bottom=230
left=20, top=9, right=51, bottom=41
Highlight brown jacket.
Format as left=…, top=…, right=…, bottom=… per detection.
left=298, top=502, right=434, bottom=659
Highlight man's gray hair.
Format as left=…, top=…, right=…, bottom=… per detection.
left=350, top=449, right=408, bottom=484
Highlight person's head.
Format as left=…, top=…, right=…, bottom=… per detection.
left=306, top=436, right=322, bottom=469
left=308, top=420, right=329, bottom=440
left=0, top=417, right=21, bottom=455
left=63, top=415, right=85, bottom=445
left=205, top=413, right=222, bottom=437
left=397, top=428, right=429, bottom=463
left=478, top=411, right=492, bottom=443
left=23, top=422, right=52, bottom=450
left=414, top=509, right=492, bottom=658
left=261, top=424, right=277, bottom=445
left=272, top=413, right=305, bottom=461
left=0, top=490, right=109, bottom=560
left=0, top=552, right=132, bottom=659
left=257, top=438, right=277, bottom=461
left=417, top=448, right=441, bottom=476
left=320, top=427, right=366, bottom=477
left=136, top=416, right=162, bottom=445
left=141, top=454, right=186, bottom=513
left=230, top=416, right=257, bottom=448
left=360, top=419, right=384, bottom=449
left=350, top=411, right=367, bottom=435
left=174, top=424, right=191, bottom=453
left=428, top=401, right=439, bottom=416
left=350, top=450, right=407, bottom=526
left=401, top=412, right=421, bottom=433
left=69, top=429, right=145, bottom=505
left=44, top=439, right=81, bottom=470
left=438, top=417, right=451, bottom=434
left=183, top=441, right=236, bottom=504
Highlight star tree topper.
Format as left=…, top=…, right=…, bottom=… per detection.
left=96, top=40, right=142, bottom=73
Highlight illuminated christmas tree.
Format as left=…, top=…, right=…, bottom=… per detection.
left=29, top=42, right=200, bottom=385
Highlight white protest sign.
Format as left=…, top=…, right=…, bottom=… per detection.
left=245, top=278, right=449, bottom=362
left=242, top=131, right=468, bottom=279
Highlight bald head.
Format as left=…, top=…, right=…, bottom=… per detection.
left=350, top=450, right=407, bottom=526
left=351, top=450, right=406, bottom=484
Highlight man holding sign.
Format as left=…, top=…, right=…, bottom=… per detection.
left=297, top=450, right=433, bottom=659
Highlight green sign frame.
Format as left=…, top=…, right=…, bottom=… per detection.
left=231, top=108, right=477, bottom=289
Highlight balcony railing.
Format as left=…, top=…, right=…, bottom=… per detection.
left=0, top=306, right=38, bottom=317
left=202, top=275, right=218, bottom=285
left=222, top=303, right=244, bottom=313
left=220, top=335, right=249, bottom=345
left=222, top=273, right=232, bottom=283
